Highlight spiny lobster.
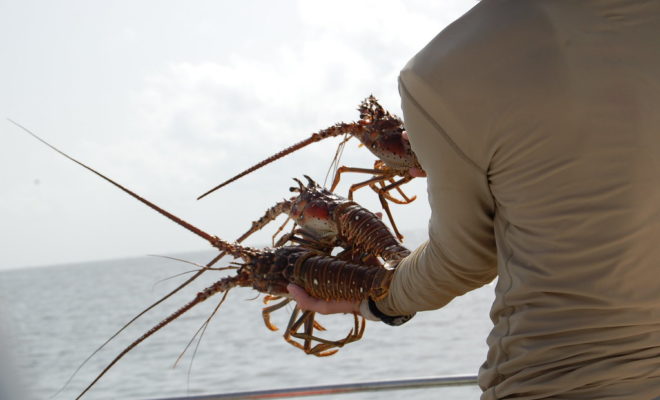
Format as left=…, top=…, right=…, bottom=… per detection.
left=104, top=174, right=411, bottom=355
left=74, top=242, right=395, bottom=399
left=197, top=95, right=422, bottom=240
left=245, top=175, right=410, bottom=264
left=237, top=175, right=410, bottom=350
left=56, top=172, right=413, bottom=395
left=8, top=121, right=405, bottom=399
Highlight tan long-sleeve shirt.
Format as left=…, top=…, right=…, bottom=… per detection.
left=375, top=1, right=660, bottom=398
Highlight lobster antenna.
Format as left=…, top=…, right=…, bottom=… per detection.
left=235, top=199, right=293, bottom=243
left=153, top=269, right=213, bottom=287
left=173, top=290, right=228, bottom=369
left=185, top=292, right=229, bottom=394
left=57, top=199, right=272, bottom=397
left=7, top=119, right=254, bottom=258
left=149, top=254, right=209, bottom=270
left=52, top=252, right=226, bottom=398
left=147, top=254, right=236, bottom=273
left=323, top=133, right=350, bottom=188
left=149, top=256, right=237, bottom=290
left=197, top=121, right=362, bottom=200
left=75, top=277, right=237, bottom=400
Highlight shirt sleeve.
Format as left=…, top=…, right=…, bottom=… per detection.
left=374, top=76, right=498, bottom=316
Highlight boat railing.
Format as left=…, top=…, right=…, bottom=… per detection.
left=149, top=374, right=478, bottom=400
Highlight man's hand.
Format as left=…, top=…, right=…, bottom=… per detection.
left=287, top=284, right=360, bottom=315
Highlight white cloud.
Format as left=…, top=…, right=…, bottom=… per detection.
left=95, top=0, right=477, bottom=236
left=1, top=0, right=477, bottom=269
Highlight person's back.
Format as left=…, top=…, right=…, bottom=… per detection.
left=380, top=1, right=660, bottom=398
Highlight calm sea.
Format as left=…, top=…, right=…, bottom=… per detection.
left=0, top=244, right=495, bottom=400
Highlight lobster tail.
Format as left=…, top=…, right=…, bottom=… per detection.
left=334, top=202, right=410, bottom=262
left=197, top=122, right=364, bottom=200
left=284, top=250, right=395, bottom=302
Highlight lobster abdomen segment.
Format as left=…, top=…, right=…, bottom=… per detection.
left=334, top=202, right=410, bottom=262
left=285, top=250, right=394, bottom=302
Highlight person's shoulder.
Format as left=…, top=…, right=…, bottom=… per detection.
left=403, top=0, right=551, bottom=83
left=398, top=1, right=556, bottom=169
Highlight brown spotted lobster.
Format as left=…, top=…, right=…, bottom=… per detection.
left=197, top=95, right=422, bottom=240
left=8, top=121, right=409, bottom=399
left=244, top=175, right=410, bottom=263
left=237, top=175, right=410, bottom=352
left=74, top=241, right=396, bottom=399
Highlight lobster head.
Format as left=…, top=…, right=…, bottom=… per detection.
left=356, top=95, right=421, bottom=171
left=243, top=247, right=301, bottom=297
left=288, top=176, right=341, bottom=244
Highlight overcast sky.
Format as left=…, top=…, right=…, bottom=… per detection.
left=0, top=0, right=477, bottom=270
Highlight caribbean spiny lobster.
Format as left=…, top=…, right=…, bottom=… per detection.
left=58, top=173, right=411, bottom=389
left=197, top=95, right=422, bottom=240
left=236, top=175, right=410, bottom=350
left=74, top=241, right=395, bottom=399
left=8, top=121, right=405, bottom=399
left=243, top=175, right=410, bottom=263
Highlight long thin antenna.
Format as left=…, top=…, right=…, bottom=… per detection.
left=74, top=278, right=237, bottom=400
left=7, top=118, right=255, bottom=259
left=51, top=252, right=228, bottom=398
left=197, top=122, right=361, bottom=200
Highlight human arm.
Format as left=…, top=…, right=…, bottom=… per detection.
left=374, top=72, right=498, bottom=316
left=289, top=71, right=498, bottom=319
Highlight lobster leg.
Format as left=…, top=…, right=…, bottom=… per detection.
left=301, top=312, right=339, bottom=357
left=391, top=178, right=416, bottom=204
left=276, top=232, right=334, bottom=254
left=373, top=176, right=416, bottom=205
left=371, top=179, right=416, bottom=205
left=303, top=313, right=340, bottom=357
left=376, top=188, right=404, bottom=242
left=342, top=172, right=392, bottom=201
left=262, top=295, right=281, bottom=304
left=272, top=216, right=293, bottom=246
left=333, top=171, right=404, bottom=241
left=311, top=313, right=366, bottom=356
left=261, top=298, right=291, bottom=331
left=282, top=309, right=339, bottom=357
left=282, top=307, right=312, bottom=352
left=290, top=312, right=365, bottom=357
left=262, top=295, right=328, bottom=332
left=274, top=232, right=295, bottom=247
left=329, top=166, right=383, bottom=193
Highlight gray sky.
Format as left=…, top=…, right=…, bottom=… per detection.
left=0, top=0, right=477, bottom=270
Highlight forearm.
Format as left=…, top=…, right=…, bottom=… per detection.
left=375, top=239, right=496, bottom=316
left=372, top=74, right=498, bottom=317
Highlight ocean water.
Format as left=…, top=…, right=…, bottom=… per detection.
left=0, top=247, right=495, bottom=400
